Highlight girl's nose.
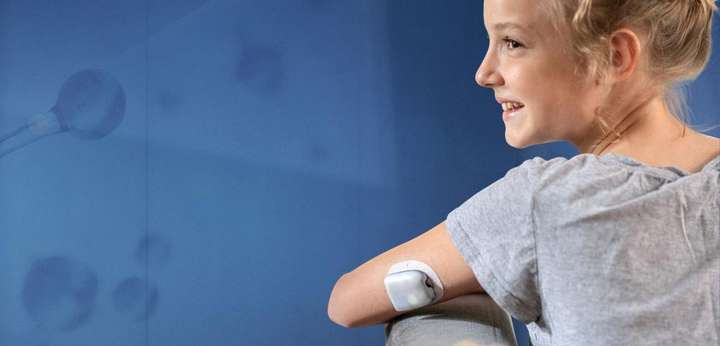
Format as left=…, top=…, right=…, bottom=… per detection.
left=475, top=54, right=503, bottom=88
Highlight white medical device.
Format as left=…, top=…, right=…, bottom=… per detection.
left=383, top=260, right=444, bottom=312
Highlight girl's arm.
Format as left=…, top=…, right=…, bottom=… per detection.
left=327, top=220, right=486, bottom=328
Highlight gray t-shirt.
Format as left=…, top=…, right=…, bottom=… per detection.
left=446, top=152, right=720, bottom=346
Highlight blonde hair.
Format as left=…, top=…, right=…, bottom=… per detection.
left=541, top=0, right=719, bottom=137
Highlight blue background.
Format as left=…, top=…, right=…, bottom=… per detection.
left=0, top=1, right=718, bottom=345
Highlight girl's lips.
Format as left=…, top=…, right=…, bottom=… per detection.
left=503, top=105, right=525, bottom=121
left=496, top=97, right=523, bottom=105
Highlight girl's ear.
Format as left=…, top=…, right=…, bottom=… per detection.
left=609, top=28, right=642, bottom=81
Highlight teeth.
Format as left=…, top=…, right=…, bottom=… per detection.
left=502, top=102, right=523, bottom=111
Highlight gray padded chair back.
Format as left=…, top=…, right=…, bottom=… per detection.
left=385, top=293, right=518, bottom=346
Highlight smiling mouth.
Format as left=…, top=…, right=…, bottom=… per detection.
left=503, top=104, right=525, bottom=120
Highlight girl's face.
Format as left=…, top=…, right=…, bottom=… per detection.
left=477, top=0, right=606, bottom=149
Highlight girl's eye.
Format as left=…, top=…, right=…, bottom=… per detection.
left=502, top=38, right=523, bottom=50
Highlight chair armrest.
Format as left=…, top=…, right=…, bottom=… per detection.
left=384, top=293, right=517, bottom=346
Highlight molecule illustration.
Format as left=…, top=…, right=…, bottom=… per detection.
left=0, top=69, right=126, bottom=157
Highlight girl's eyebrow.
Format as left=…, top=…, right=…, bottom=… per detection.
left=487, top=21, right=537, bottom=41
left=492, top=22, right=532, bottom=32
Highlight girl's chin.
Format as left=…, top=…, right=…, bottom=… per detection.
left=504, top=129, right=535, bottom=149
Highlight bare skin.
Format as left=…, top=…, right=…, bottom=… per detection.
left=590, top=98, right=720, bottom=174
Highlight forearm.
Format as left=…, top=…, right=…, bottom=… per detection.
left=328, top=270, right=404, bottom=328
left=327, top=222, right=485, bottom=328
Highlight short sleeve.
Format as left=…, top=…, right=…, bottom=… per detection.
left=445, top=158, right=544, bottom=323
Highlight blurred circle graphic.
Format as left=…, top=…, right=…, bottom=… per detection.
left=112, top=276, right=159, bottom=321
left=134, top=233, right=172, bottom=269
left=21, top=256, right=99, bottom=332
left=52, top=68, right=126, bottom=140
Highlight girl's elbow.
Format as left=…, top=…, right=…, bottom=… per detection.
left=327, top=299, right=353, bottom=328
left=327, top=274, right=354, bottom=327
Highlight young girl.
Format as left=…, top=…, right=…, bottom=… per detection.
left=329, top=1, right=720, bottom=345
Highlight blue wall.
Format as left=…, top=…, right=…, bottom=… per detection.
left=0, top=1, right=717, bottom=345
